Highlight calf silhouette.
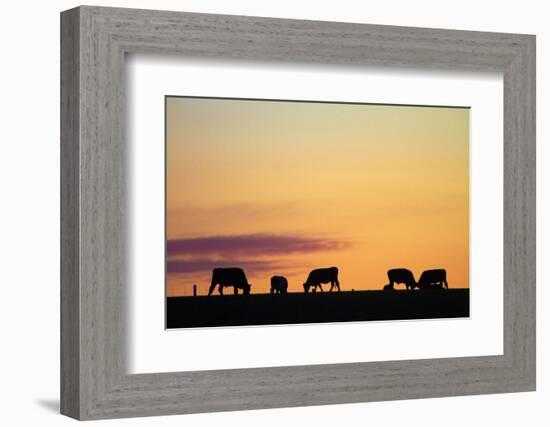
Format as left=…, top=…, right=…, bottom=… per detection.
left=417, top=269, right=448, bottom=289
left=208, top=267, right=251, bottom=296
left=385, top=268, right=416, bottom=290
left=303, top=267, right=340, bottom=293
left=270, top=276, right=288, bottom=294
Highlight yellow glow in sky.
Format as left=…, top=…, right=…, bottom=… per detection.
left=166, top=97, right=469, bottom=296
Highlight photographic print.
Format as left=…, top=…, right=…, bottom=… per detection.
left=165, top=96, right=470, bottom=329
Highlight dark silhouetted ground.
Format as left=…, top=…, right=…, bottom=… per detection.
left=166, top=289, right=469, bottom=329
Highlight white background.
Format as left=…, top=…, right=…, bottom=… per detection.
left=0, top=1, right=547, bottom=426
left=128, top=57, right=503, bottom=373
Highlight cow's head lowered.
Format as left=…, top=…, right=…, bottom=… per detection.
left=243, top=283, right=251, bottom=295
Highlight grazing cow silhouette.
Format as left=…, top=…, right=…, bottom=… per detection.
left=270, top=276, right=288, bottom=294
left=417, top=269, right=448, bottom=289
left=385, top=268, right=416, bottom=290
left=208, top=267, right=251, bottom=296
left=303, top=267, right=340, bottom=293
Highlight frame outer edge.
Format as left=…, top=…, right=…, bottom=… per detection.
left=520, top=34, right=536, bottom=389
left=60, top=6, right=81, bottom=420
left=60, top=6, right=537, bottom=420
left=527, top=35, right=536, bottom=390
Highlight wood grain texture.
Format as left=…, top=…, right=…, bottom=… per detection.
left=60, top=5, right=536, bottom=420
left=60, top=7, right=80, bottom=419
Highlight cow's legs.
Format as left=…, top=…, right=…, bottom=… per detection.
left=335, top=280, right=340, bottom=291
left=218, top=285, right=224, bottom=295
left=318, top=284, right=323, bottom=292
left=443, top=280, right=449, bottom=289
left=208, top=281, right=217, bottom=296
left=234, top=286, right=238, bottom=295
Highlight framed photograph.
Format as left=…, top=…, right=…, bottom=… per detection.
left=61, top=6, right=535, bottom=420
left=164, top=95, right=470, bottom=329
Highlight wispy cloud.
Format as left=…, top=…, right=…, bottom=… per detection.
left=167, top=233, right=349, bottom=258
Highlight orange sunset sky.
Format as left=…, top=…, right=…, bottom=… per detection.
left=166, top=96, right=469, bottom=297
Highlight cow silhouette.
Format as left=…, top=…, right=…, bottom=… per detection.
left=385, top=268, right=416, bottom=290
left=417, top=269, right=448, bottom=289
left=208, top=267, right=251, bottom=296
left=303, top=267, right=340, bottom=293
left=270, top=276, right=288, bottom=294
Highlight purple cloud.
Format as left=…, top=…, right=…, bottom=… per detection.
left=167, top=233, right=348, bottom=258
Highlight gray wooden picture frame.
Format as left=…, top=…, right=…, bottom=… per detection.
left=60, top=5, right=536, bottom=420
